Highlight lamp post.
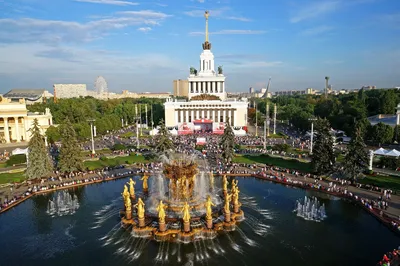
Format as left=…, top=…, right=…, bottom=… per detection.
left=266, top=102, right=270, bottom=137
left=263, top=120, right=267, bottom=150
left=309, top=118, right=317, bottom=154
left=255, top=101, right=258, bottom=137
left=134, top=105, right=140, bottom=149
left=151, top=104, right=154, bottom=130
left=87, top=119, right=96, bottom=155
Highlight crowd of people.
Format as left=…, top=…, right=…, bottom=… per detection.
left=377, top=248, right=400, bottom=266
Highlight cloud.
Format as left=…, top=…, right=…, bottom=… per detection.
left=189, top=29, right=266, bottom=35
left=224, top=16, right=252, bottom=22
left=0, top=10, right=171, bottom=44
left=290, top=1, right=340, bottom=23
left=138, top=27, right=152, bottom=32
left=74, top=0, right=139, bottom=5
left=197, top=0, right=205, bottom=3
left=299, top=25, right=334, bottom=36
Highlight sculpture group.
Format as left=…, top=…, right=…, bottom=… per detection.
left=121, top=157, right=244, bottom=242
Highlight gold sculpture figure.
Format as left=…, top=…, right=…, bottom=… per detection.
left=125, top=194, right=132, bottom=212
left=181, top=202, right=192, bottom=223
left=140, top=174, right=149, bottom=191
left=134, top=197, right=145, bottom=219
left=156, top=200, right=168, bottom=224
left=127, top=178, right=136, bottom=198
left=233, top=186, right=240, bottom=206
left=231, top=179, right=238, bottom=195
left=224, top=193, right=232, bottom=214
left=223, top=175, right=228, bottom=191
left=205, top=195, right=215, bottom=220
left=122, top=185, right=130, bottom=202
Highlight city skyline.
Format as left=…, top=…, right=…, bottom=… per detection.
left=0, top=0, right=399, bottom=94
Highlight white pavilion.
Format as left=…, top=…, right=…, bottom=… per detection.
left=164, top=11, right=248, bottom=136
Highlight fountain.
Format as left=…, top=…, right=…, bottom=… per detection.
left=46, top=191, right=80, bottom=217
left=294, top=196, right=327, bottom=222
left=120, top=154, right=244, bottom=242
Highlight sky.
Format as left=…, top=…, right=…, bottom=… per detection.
left=0, top=0, right=399, bottom=94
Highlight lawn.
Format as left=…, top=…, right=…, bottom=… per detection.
left=120, top=132, right=134, bottom=138
left=358, top=174, right=400, bottom=192
left=0, top=171, right=26, bottom=184
left=84, top=154, right=151, bottom=170
left=233, top=154, right=312, bottom=172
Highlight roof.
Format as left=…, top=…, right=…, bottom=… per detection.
left=368, top=114, right=397, bottom=127
left=3, top=89, right=46, bottom=101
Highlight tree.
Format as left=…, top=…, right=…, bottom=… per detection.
left=220, top=118, right=235, bottom=163
left=45, top=125, right=61, bottom=143
left=26, top=118, right=53, bottom=179
left=155, top=119, right=174, bottom=153
left=367, top=122, right=393, bottom=144
left=343, top=126, right=368, bottom=181
left=58, top=118, right=84, bottom=172
left=311, top=118, right=335, bottom=175
left=380, top=90, right=397, bottom=114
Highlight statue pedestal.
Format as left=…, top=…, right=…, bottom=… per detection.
left=183, top=221, right=190, bottom=232
left=225, top=211, right=231, bottom=222
left=234, top=204, right=239, bottom=213
left=159, top=222, right=166, bottom=232
left=143, top=188, right=148, bottom=195
left=125, top=209, right=132, bottom=220
left=206, top=218, right=213, bottom=229
left=138, top=217, right=145, bottom=227
left=130, top=195, right=136, bottom=201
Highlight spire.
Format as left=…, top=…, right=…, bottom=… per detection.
left=202, top=11, right=212, bottom=50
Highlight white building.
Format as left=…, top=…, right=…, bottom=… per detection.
left=164, top=11, right=248, bottom=136
left=53, top=84, right=87, bottom=99
left=0, top=97, right=53, bottom=143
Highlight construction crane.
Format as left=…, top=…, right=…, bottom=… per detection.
left=262, top=77, right=272, bottom=98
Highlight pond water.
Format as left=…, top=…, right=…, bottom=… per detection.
left=0, top=176, right=398, bottom=266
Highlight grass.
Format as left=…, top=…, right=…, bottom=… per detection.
left=0, top=171, right=26, bottom=184
left=84, top=154, right=151, bottom=170
left=359, top=174, right=400, bottom=191
left=233, top=154, right=312, bottom=172
left=120, top=132, right=134, bottom=138
left=267, top=133, right=287, bottom=139
left=81, top=148, right=111, bottom=156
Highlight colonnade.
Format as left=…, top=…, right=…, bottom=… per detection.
left=1, top=117, right=26, bottom=143
left=175, top=109, right=236, bottom=125
left=189, top=81, right=224, bottom=94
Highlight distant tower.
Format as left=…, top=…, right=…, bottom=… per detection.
left=95, top=76, right=108, bottom=95
left=324, top=76, right=330, bottom=98
left=249, top=87, right=255, bottom=93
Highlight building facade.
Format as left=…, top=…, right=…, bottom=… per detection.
left=3, top=89, right=53, bottom=105
left=54, top=84, right=87, bottom=99
left=0, top=97, right=53, bottom=143
left=164, top=11, right=248, bottom=136
left=173, top=79, right=189, bottom=98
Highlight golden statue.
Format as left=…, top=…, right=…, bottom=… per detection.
left=231, top=179, right=238, bottom=194
left=222, top=175, right=228, bottom=191
left=224, top=193, right=232, bottom=214
left=156, top=200, right=168, bottom=224
left=134, top=197, right=145, bottom=219
left=127, top=178, right=136, bottom=198
left=233, top=186, right=240, bottom=206
left=122, top=185, right=130, bottom=201
left=181, top=202, right=192, bottom=223
left=140, top=174, right=149, bottom=191
left=125, top=194, right=132, bottom=212
left=205, top=195, right=215, bottom=220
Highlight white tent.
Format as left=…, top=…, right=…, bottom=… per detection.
left=384, top=149, right=400, bottom=157
left=374, top=148, right=388, bottom=155
left=170, top=128, right=178, bottom=136
left=149, top=128, right=159, bottom=136
left=11, top=148, right=28, bottom=156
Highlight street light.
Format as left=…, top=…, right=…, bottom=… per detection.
left=308, top=118, right=317, bottom=154
left=87, top=119, right=96, bottom=155
left=134, top=105, right=140, bottom=149
left=255, top=101, right=258, bottom=137
left=263, top=120, right=267, bottom=150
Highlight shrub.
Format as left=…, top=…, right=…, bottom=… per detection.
left=6, top=154, right=27, bottom=166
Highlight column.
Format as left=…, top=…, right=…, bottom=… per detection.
left=24, top=117, right=29, bottom=140
left=207, top=82, right=211, bottom=93
left=217, top=82, right=220, bottom=93
left=185, top=110, right=189, bottom=123
left=223, top=110, right=226, bottom=123
left=202, top=110, right=205, bottom=118
left=191, top=110, right=194, bottom=123
left=217, top=110, right=221, bottom=122
left=20, top=117, right=26, bottom=141
left=193, top=82, right=197, bottom=93
left=234, top=110, right=237, bottom=126
left=174, top=110, right=178, bottom=125
left=14, top=117, right=20, bottom=142
left=180, top=110, right=184, bottom=123
left=3, top=118, right=10, bottom=143
left=212, top=110, right=216, bottom=122
left=228, top=111, right=231, bottom=125
left=222, top=82, right=225, bottom=93
left=189, top=82, right=192, bottom=93
left=196, top=110, right=199, bottom=120
left=212, top=82, right=215, bottom=93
